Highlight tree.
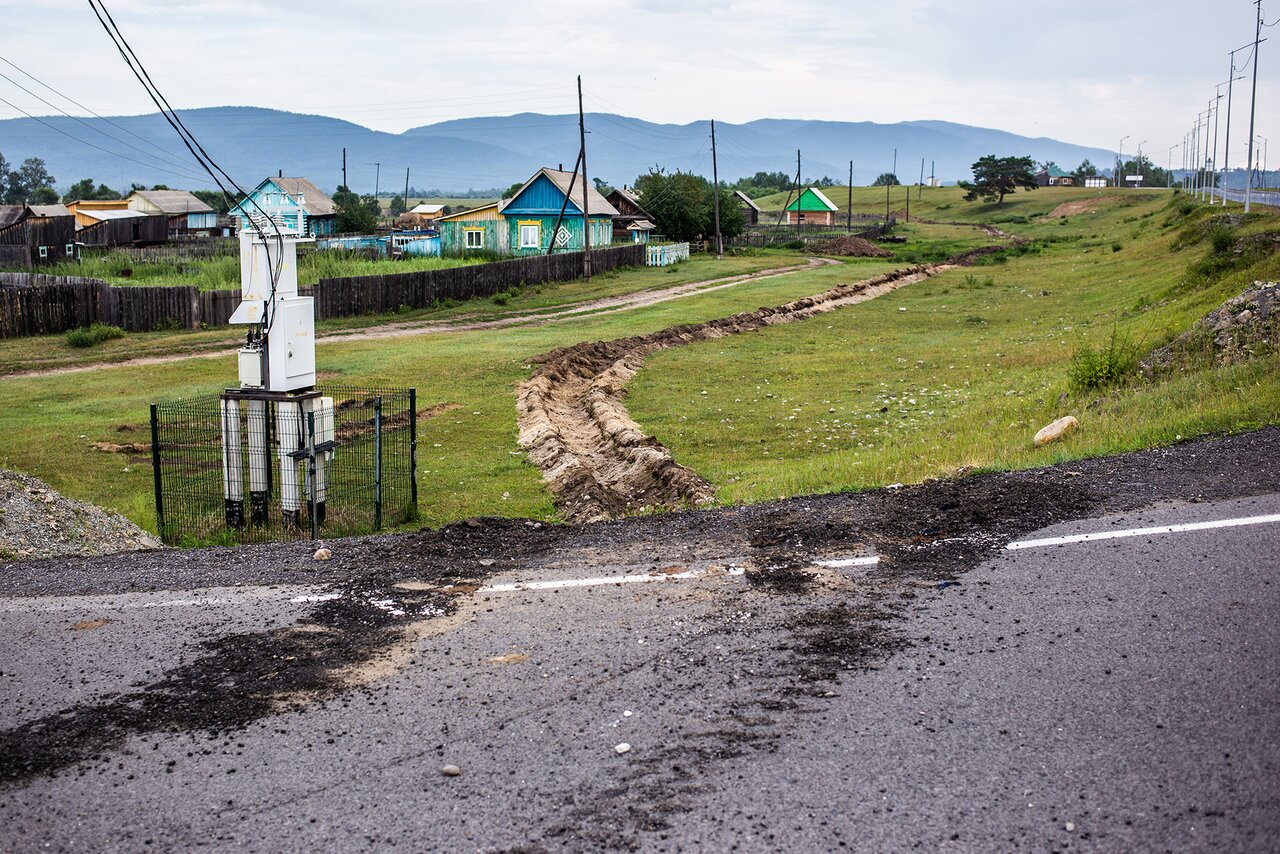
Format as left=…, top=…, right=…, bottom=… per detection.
left=958, top=155, right=1038, bottom=205
left=63, top=178, right=123, bottom=203
left=332, top=185, right=378, bottom=233
left=389, top=195, right=407, bottom=217
left=28, top=187, right=59, bottom=204
left=4, top=157, right=55, bottom=204
left=501, top=181, right=524, bottom=200
left=872, top=172, right=900, bottom=186
left=634, top=170, right=710, bottom=242
left=1039, top=160, right=1060, bottom=173
left=1119, top=155, right=1171, bottom=189
left=192, top=188, right=233, bottom=214
left=0, top=151, right=9, bottom=202
left=709, top=183, right=746, bottom=239
left=1074, top=159, right=1099, bottom=180
left=592, top=176, right=614, bottom=196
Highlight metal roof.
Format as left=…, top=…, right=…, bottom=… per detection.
left=0, top=206, right=24, bottom=229
left=785, top=187, right=839, bottom=212
left=500, top=168, right=618, bottom=217
left=628, top=219, right=655, bottom=230
left=733, top=190, right=761, bottom=211
left=270, top=177, right=336, bottom=216
left=82, top=209, right=148, bottom=222
left=437, top=202, right=501, bottom=222
left=409, top=203, right=445, bottom=215
left=129, top=189, right=214, bottom=214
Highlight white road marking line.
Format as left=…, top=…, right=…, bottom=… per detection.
left=815, top=556, right=881, bottom=568
left=1006, top=513, right=1280, bottom=551
left=0, top=585, right=327, bottom=613
left=482, top=567, right=718, bottom=593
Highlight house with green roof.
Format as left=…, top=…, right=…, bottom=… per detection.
left=784, top=187, right=839, bottom=225
left=1034, top=165, right=1075, bottom=187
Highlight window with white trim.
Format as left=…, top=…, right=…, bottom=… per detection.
left=519, top=223, right=540, bottom=249
left=465, top=229, right=484, bottom=249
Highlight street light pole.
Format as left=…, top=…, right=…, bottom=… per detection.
left=1135, top=139, right=1147, bottom=186
left=1211, top=85, right=1225, bottom=203
left=1245, top=0, right=1263, bottom=213
left=1117, top=135, right=1129, bottom=188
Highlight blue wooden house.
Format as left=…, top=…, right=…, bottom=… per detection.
left=229, top=176, right=338, bottom=236
left=497, top=168, right=617, bottom=255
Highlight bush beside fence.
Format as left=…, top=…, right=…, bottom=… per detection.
left=0, top=244, right=646, bottom=338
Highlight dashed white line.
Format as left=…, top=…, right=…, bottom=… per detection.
left=480, top=565, right=743, bottom=593
left=1005, top=513, right=1280, bottom=551
left=814, top=556, right=881, bottom=568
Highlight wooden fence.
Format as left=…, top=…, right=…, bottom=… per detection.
left=312, top=244, right=643, bottom=318
left=0, top=244, right=646, bottom=338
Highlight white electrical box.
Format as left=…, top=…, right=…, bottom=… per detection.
left=238, top=347, right=263, bottom=388
left=267, top=296, right=316, bottom=391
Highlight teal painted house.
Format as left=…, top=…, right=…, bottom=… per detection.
left=497, top=168, right=617, bottom=255
left=437, top=202, right=508, bottom=254
left=228, top=176, right=338, bottom=236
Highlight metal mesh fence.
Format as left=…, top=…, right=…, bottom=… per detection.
left=150, top=386, right=417, bottom=546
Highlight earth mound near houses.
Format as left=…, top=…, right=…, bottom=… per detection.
left=0, top=468, right=162, bottom=562
left=808, top=235, right=893, bottom=257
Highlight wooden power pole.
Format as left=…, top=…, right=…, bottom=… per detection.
left=342, top=147, right=347, bottom=189
left=578, top=75, right=591, bottom=282
left=711, top=119, right=722, bottom=258
left=847, top=160, right=853, bottom=232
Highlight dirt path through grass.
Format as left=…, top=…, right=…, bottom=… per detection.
left=517, top=261, right=968, bottom=523
left=5, top=258, right=830, bottom=380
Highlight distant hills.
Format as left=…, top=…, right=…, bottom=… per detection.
left=0, top=106, right=1119, bottom=196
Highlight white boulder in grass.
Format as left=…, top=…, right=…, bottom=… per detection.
left=1034, top=415, right=1079, bottom=447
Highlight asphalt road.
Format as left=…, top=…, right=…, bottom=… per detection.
left=1, top=482, right=1278, bottom=850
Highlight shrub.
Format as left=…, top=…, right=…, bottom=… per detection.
left=1067, top=327, right=1139, bottom=392
left=65, top=322, right=125, bottom=348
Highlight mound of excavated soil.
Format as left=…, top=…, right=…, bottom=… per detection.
left=1143, top=280, right=1280, bottom=374
left=809, top=235, right=893, bottom=257
left=517, top=261, right=964, bottom=523
left=0, top=469, right=162, bottom=561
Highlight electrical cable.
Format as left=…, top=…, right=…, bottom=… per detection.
left=86, top=0, right=285, bottom=337
left=0, top=53, right=207, bottom=176
left=0, top=71, right=209, bottom=183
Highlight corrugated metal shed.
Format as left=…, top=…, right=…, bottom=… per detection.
left=128, top=190, right=214, bottom=215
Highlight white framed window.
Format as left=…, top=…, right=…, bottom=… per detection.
left=465, top=229, right=484, bottom=249
left=519, top=223, right=540, bottom=249
left=38, top=246, right=48, bottom=259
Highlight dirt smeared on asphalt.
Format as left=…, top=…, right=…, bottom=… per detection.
left=1, top=427, right=1277, bottom=844
left=0, top=517, right=555, bottom=785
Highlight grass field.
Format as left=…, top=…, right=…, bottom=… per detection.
left=0, top=251, right=805, bottom=375
left=1, top=186, right=1276, bottom=539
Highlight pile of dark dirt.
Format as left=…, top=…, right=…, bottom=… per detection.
left=809, top=235, right=893, bottom=257
left=1143, top=280, right=1280, bottom=374
left=0, top=468, right=162, bottom=561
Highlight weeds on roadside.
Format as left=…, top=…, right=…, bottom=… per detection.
left=64, top=323, right=125, bottom=348
left=1067, top=326, right=1140, bottom=391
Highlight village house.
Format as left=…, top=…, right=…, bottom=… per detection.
left=228, top=176, right=337, bottom=236
left=733, top=190, right=761, bottom=226
left=438, top=168, right=617, bottom=255
left=126, top=189, right=217, bottom=235
left=437, top=202, right=508, bottom=254
left=64, top=197, right=130, bottom=229
left=605, top=186, right=654, bottom=243
left=0, top=203, right=77, bottom=266
left=783, top=187, right=839, bottom=225
left=1034, top=165, right=1076, bottom=187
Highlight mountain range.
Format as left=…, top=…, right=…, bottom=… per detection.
left=0, top=106, right=1119, bottom=195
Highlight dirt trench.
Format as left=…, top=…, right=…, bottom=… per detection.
left=517, top=258, right=981, bottom=523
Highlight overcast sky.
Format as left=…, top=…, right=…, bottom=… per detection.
left=2, top=0, right=1276, bottom=167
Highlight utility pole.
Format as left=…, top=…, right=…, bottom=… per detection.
left=918, top=157, right=925, bottom=200
left=886, top=147, right=896, bottom=223
left=1117, top=136, right=1129, bottom=189
left=342, top=147, right=347, bottom=190
left=710, top=119, right=722, bottom=258
left=930, top=160, right=935, bottom=189
left=847, top=160, right=853, bottom=232
left=1211, top=88, right=1224, bottom=203
left=1245, top=0, right=1263, bottom=212
left=372, top=162, right=380, bottom=199
left=1224, top=45, right=1249, bottom=203
left=403, top=167, right=410, bottom=212
left=1166, top=144, right=1176, bottom=190
left=578, top=75, right=591, bottom=282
